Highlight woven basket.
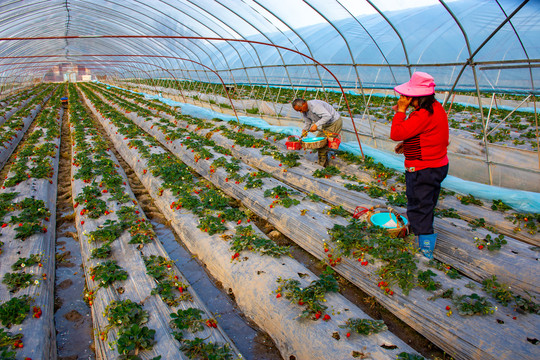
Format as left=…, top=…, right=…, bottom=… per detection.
left=302, top=137, right=327, bottom=149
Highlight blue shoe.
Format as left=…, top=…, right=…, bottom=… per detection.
left=418, top=234, right=437, bottom=259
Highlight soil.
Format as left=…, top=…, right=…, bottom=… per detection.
left=54, top=105, right=95, bottom=359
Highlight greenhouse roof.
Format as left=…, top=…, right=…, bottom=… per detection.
left=0, top=0, right=539, bottom=93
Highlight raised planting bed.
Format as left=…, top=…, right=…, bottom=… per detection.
left=0, top=86, right=63, bottom=359
left=67, top=84, right=241, bottom=360
left=87, top=84, right=540, bottom=360
left=92, top=83, right=540, bottom=302
left=0, top=85, right=56, bottom=171
left=79, top=85, right=423, bottom=360
left=0, top=85, right=45, bottom=128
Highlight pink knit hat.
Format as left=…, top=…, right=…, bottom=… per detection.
left=394, top=72, right=435, bottom=97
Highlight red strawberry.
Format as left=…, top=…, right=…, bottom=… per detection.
left=1, top=223, right=6, bottom=228
left=276, top=293, right=282, bottom=298
left=315, top=311, right=321, bottom=319
left=478, top=245, right=484, bottom=250
left=346, top=332, right=351, bottom=338
left=446, top=305, right=451, bottom=311
left=323, top=314, right=331, bottom=321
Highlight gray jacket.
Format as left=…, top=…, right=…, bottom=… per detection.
left=301, top=100, right=341, bottom=131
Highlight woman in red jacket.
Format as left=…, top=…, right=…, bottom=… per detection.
left=390, top=72, right=449, bottom=259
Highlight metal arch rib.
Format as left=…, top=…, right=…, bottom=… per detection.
left=443, top=0, right=529, bottom=105
left=335, top=0, right=398, bottom=86
left=219, top=0, right=295, bottom=89
left=365, top=0, right=411, bottom=79
left=252, top=1, right=326, bottom=93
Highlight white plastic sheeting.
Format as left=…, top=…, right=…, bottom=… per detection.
left=0, top=0, right=539, bottom=94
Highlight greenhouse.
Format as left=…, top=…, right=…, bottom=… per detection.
left=0, top=1, right=539, bottom=359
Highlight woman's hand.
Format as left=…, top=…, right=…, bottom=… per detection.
left=394, top=142, right=404, bottom=154
left=396, top=96, right=412, bottom=113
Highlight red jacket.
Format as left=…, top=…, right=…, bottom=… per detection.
left=390, top=101, right=449, bottom=171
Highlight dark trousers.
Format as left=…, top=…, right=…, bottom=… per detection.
left=405, top=164, right=449, bottom=235
left=315, top=117, right=342, bottom=166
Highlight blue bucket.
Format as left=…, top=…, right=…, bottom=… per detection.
left=301, top=136, right=326, bottom=143
left=370, top=212, right=408, bottom=229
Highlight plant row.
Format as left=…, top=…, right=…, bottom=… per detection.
left=0, top=85, right=63, bottom=360
left=67, top=83, right=243, bottom=360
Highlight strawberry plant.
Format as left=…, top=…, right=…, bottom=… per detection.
left=275, top=267, right=339, bottom=319
left=434, top=208, right=461, bottom=219
left=397, top=353, right=425, bottom=360
left=197, top=215, right=227, bottom=235
left=0, top=295, right=32, bottom=327
left=312, top=166, right=341, bottom=179
left=482, top=276, right=514, bottom=306
left=491, top=199, right=512, bottom=212
left=90, top=260, right=128, bottom=288
left=453, top=293, right=496, bottom=316
left=344, top=183, right=365, bottom=192
left=105, top=299, right=149, bottom=331
left=199, top=189, right=230, bottom=210
left=457, top=194, right=483, bottom=206
left=74, top=185, right=108, bottom=218
left=0, top=193, right=18, bottom=220
left=505, top=212, right=539, bottom=234
left=260, top=148, right=300, bottom=168
left=230, top=225, right=290, bottom=258
left=116, top=324, right=156, bottom=356
left=386, top=192, right=407, bottom=207
left=180, top=337, right=233, bottom=360
left=325, top=205, right=350, bottom=218
left=211, top=157, right=241, bottom=174
left=169, top=308, right=206, bottom=338
left=365, top=185, right=388, bottom=199
left=90, top=244, right=112, bottom=259
left=264, top=186, right=300, bottom=208
left=0, top=328, right=23, bottom=359
left=2, top=272, right=34, bottom=293
left=143, top=255, right=174, bottom=281
left=11, top=254, right=41, bottom=271
left=482, top=276, right=539, bottom=314
left=468, top=217, right=486, bottom=229
left=150, top=279, right=192, bottom=307
left=304, top=193, right=322, bottom=202
left=416, top=270, right=441, bottom=291
left=88, top=220, right=124, bottom=243
left=128, top=219, right=155, bottom=244
left=219, top=208, right=246, bottom=222
left=426, top=260, right=462, bottom=279
left=473, top=234, right=507, bottom=251
left=338, top=318, right=388, bottom=335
